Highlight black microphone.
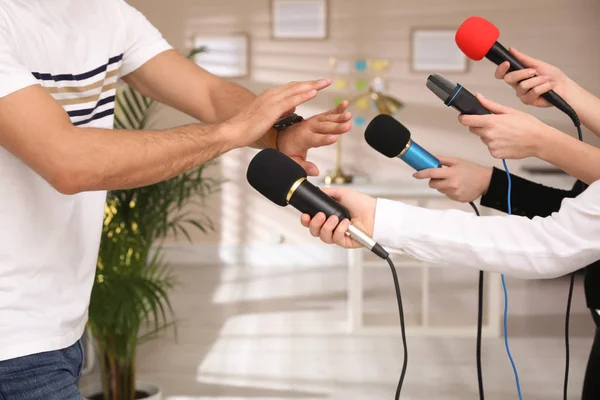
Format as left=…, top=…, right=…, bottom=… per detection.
left=426, top=73, right=491, bottom=116
left=246, top=148, right=389, bottom=260
left=455, top=16, right=579, bottom=126
left=365, top=115, right=441, bottom=171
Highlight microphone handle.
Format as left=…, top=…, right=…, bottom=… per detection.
left=486, top=42, right=578, bottom=125
left=289, top=180, right=389, bottom=259
left=400, top=141, right=441, bottom=171
left=447, top=85, right=491, bottom=116
left=290, top=180, right=351, bottom=220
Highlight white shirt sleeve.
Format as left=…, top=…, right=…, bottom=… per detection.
left=116, top=0, right=173, bottom=77
left=372, top=180, right=600, bottom=279
left=0, top=14, right=39, bottom=99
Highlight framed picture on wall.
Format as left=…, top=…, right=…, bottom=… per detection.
left=193, top=33, right=250, bottom=78
left=271, top=0, right=329, bottom=40
left=410, top=28, right=468, bottom=73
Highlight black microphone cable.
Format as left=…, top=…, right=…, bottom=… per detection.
left=385, top=255, right=408, bottom=399
left=564, top=121, right=584, bottom=400
left=468, top=201, right=485, bottom=400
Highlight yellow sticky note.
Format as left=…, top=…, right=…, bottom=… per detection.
left=371, top=59, right=390, bottom=72
left=356, top=97, right=369, bottom=110
left=333, top=78, right=347, bottom=89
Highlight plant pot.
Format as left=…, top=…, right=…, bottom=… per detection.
left=81, top=381, right=162, bottom=400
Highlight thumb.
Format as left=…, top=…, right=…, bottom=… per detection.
left=437, top=156, right=459, bottom=167
left=475, top=93, right=514, bottom=114
left=322, top=187, right=348, bottom=202
left=509, top=47, right=540, bottom=68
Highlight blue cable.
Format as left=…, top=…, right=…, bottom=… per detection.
left=501, top=158, right=524, bottom=400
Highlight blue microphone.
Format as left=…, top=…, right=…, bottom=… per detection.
left=364, top=114, right=440, bottom=171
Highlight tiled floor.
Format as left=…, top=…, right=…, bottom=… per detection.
left=81, top=263, right=595, bottom=399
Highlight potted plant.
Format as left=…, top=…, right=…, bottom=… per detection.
left=81, top=47, right=218, bottom=400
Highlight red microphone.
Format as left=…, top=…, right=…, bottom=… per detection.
left=455, top=16, right=579, bottom=126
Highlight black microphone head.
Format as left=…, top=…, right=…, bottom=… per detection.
left=246, top=148, right=307, bottom=207
left=364, top=114, right=411, bottom=158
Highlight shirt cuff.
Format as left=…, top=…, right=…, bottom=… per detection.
left=480, top=167, right=508, bottom=210
left=373, top=198, right=408, bottom=250
left=120, top=39, right=173, bottom=77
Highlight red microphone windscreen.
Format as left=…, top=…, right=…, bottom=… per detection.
left=455, top=16, right=500, bottom=61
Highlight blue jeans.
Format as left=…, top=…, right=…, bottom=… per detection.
left=0, top=340, right=84, bottom=400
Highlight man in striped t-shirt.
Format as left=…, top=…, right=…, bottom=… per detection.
left=0, top=0, right=352, bottom=398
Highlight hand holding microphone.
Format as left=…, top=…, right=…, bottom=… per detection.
left=413, top=157, right=493, bottom=203
left=300, top=187, right=377, bottom=249
left=493, top=48, right=570, bottom=108
left=247, top=148, right=388, bottom=259
left=458, top=94, right=561, bottom=159
left=456, top=16, right=579, bottom=126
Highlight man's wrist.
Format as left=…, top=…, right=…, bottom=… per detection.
left=217, top=121, right=243, bottom=152
left=267, top=127, right=279, bottom=150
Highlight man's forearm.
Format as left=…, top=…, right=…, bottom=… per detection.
left=48, top=123, right=234, bottom=194
left=124, top=50, right=273, bottom=149
left=536, top=129, right=600, bottom=185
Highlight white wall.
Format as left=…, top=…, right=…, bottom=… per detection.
left=129, top=0, right=599, bottom=258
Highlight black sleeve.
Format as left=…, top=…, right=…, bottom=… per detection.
left=480, top=167, right=584, bottom=219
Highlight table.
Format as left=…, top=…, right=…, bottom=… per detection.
left=316, top=178, right=502, bottom=338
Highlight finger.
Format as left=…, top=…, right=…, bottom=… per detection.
left=429, top=179, right=451, bottom=191
left=310, top=121, right=353, bottom=135
left=515, top=75, right=548, bottom=97
left=292, top=78, right=332, bottom=93
left=295, top=159, right=320, bottom=176
left=412, top=169, right=434, bottom=179
left=333, top=219, right=351, bottom=247
left=304, top=134, right=339, bottom=150
left=325, top=100, right=349, bottom=115
left=458, top=114, right=492, bottom=128
left=522, top=81, right=554, bottom=105
left=272, top=79, right=332, bottom=105
left=317, top=111, right=352, bottom=123
left=413, top=168, right=450, bottom=180
left=280, top=78, right=332, bottom=94
left=437, top=156, right=459, bottom=167
left=480, top=136, right=493, bottom=147
left=320, top=216, right=339, bottom=244
left=280, top=90, right=319, bottom=112
left=509, top=47, right=541, bottom=68
left=301, top=214, right=311, bottom=227
left=503, top=68, right=537, bottom=86
left=494, top=61, right=511, bottom=80
left=469, top=127, right=487, bottom=137
left=322, top=187, right=349, bottom=202
left=308, top=212, right=327, bottom=237
left=475, top=94, right=514, bottom=114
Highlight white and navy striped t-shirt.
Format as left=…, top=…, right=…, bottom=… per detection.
left=0, top=0, right=171, bottom=361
